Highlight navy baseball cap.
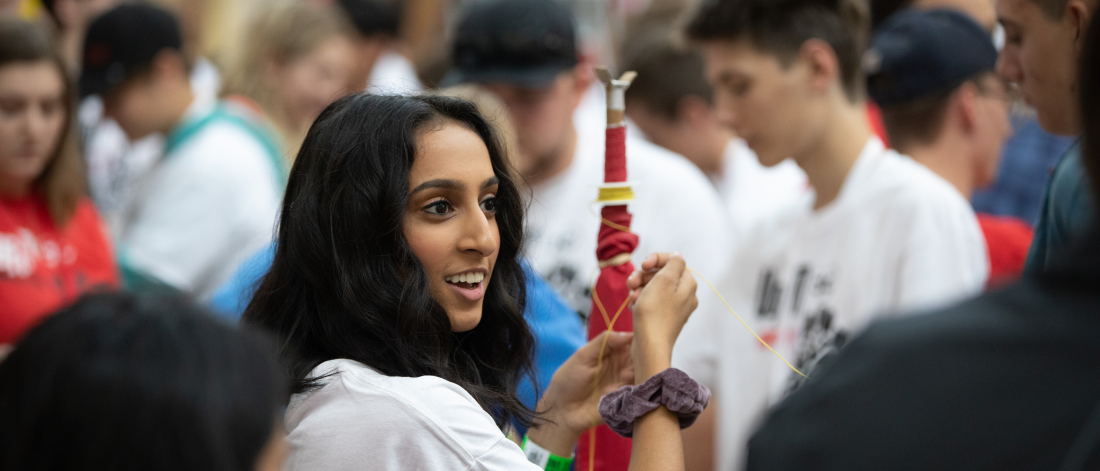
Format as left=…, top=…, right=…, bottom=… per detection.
left=441, top=0, right=578, bottom=88
left=80, top=3, right=182, bottom=98
left=865, top=8, right=998, bottom=106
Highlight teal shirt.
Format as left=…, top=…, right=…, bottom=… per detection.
left=1025, top=140, right=1092, bottom=274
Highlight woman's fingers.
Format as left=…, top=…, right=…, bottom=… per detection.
left=677, top=265, right=698, bottom=299
left=597, top=339, right=635, bottom=394
left=640, top=252, right=666, bottom=271
left=602, top=330, right=634, bottom=350
left=629, top=252, right=681, bottom=291
left=648, top=252, right=687, bottom=292
left=574, top=331, right=634, bottom=365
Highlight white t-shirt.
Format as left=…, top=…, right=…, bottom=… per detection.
left=82, top=58, right=223, bottom=232
left=710, top=139, right=809, bottom=238
left=524, top=125, right=734, bottom=315
left=284, top=359, right=540, bottom=471
left=117, top=99, right=281, bottom=300
left=673, top=137, right=988, bottom=471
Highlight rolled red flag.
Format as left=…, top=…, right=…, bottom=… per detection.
left=576, top=68, right=638, bottom=471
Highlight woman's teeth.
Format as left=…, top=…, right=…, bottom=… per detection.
left=445, top=272, right=485, bottom=284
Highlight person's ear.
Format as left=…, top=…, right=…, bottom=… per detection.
left=573, top=53, right=595, bottom=93
left=799, top=39, right=840, bottom=96
left=677, top=95, right=713, bottom=127
left=955, top=82, right=980, bottom=135
left=565, top=54, right=595, bottom=112
left=1068, top=0, right=1093, bottom=52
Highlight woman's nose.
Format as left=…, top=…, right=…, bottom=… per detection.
left=457, top=209, right=497, bottom=257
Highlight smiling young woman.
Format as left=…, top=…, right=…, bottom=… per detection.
left=243, top=94, right=538, bottom=428
left=243, top=93, right=702, bottom=471
left=402, top=122, right=502, bottom=332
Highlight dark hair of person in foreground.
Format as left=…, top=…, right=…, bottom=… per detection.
left=745, top=20, right=1100, bottom=471
left=0, top=292, right=286, bottom=471
left=242, top=93, right=536, bottom=429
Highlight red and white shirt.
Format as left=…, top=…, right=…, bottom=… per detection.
left=0, top=194, right=119, bottom=344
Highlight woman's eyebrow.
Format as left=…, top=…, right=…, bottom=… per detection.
left=410, top=179, right=463, bottom=195
left=481, top=176, right=500, bottom=189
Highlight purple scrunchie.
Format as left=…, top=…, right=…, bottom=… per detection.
left=598, top=367, right=712, bottom=438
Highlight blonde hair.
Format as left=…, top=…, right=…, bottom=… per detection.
left=220, top=1, right=352, bottom=153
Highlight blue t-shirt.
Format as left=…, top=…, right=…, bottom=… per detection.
left=1025, top=141, right=1092, bottom=274
left=513, top=263, right=586, bottom=436
left=208, top=243, right=276, bottom=319
left=209, top=244, right=586, bottom=436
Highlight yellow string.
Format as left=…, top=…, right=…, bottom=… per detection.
left=687, top=267, right=806, bottom=378
left=581, top=206, right=805, bottom=469
left=590, top=213, right=803, bottom=377
left=588, top=282, right=631, bottom=471
left=587, top=203, right=635, bottom=233
left=595, top=186, right=635, bottom=204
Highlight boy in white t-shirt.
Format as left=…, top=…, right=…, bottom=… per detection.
left=671, top=0, right=989, bottom=468
left=80, top=4, right=284, bottom=299
left=622, top=33, right=809, bottom=237
left=441, top=0, right=733, bottom=316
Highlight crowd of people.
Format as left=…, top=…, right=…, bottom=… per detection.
left=0, top=0, right=1097, bottom=469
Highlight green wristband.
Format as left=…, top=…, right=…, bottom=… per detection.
left=521, top=435, right=575, bottom=471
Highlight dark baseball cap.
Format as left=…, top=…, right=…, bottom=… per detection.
left=865, top=8, right=998, bottom=106
left=441, top=0, right=578, bottom=88
left=80, top=3, right=182, bottom=98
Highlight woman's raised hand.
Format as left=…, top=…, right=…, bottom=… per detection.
left=626, top=252, right=698, bottom=380
left=525, top=252, right=697, bottom=460
left=623, top=252, right=696, bottom=471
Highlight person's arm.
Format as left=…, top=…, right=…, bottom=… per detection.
left=625, top=252, right=698, bottom=471
left=525, top=330, right=634, bottom=456
left=629, top=331, right=684, bottom=471
left=522, top=252, right=698, bottom=471
left=683, top=400, right=717, bottom=471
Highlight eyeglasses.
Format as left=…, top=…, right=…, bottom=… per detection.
left=976, top=79, right=1022, bottom=105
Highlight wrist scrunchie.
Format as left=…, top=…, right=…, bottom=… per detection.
left=598, top=367, right=712, bottom=438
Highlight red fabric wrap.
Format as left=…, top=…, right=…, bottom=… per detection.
left=604, top=127, right=627, bottom=182
left=577, top=126, right=636, bottom=471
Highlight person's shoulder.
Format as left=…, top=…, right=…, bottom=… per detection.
left=287, top=359, right=509, bottom=460
left=1052, top=139, right=1084, bottom=177
left=627, top=138, right=709, bottom=181
left=861, top=150, right=974, bottom=218
left=64, top=197, right=119, bottom=282
left=624, top=138, right=728, bottom=212
left=878, top=151, right=961, bottom=197
left=1049, top=142, right=1093, bottom=213
left=162, top=121, right=281, bottom=198
left=168, top=111, right=279, bottom=178
left=66, top=197, right=113, bottom=244
left=182, top=121, right=272, bottom=163
left=69, top=197, right=107, bottom=228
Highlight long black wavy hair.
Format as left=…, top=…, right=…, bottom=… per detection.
left=243, top=93, right=536, bottom=429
